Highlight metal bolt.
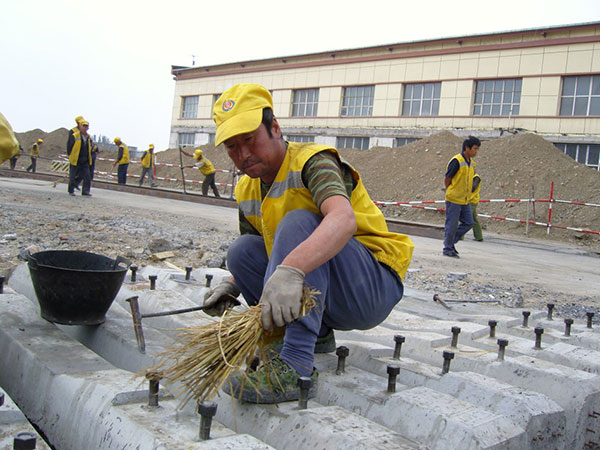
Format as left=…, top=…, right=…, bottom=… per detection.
left=297, top=376, right=312, bottom=410
left=547, top=303, right=555, bottom=320
left=185, top=266, right=193, bottom=281
left=442, top=350, right=454, bottom=374
left=198, top=402, right=217, bottom=440
left=450, top=326, right=461, bottom=348
left=0, top=275, right=5, bottom=294
left=534, top=327, right=544, bottom=349
left=335, top=346, right=349, bottom=375
left=387, top=365, right=400, bottom=392
left=146, top=371, right=162, bottom=407
left=564, top=318, right=574, bottom=336
left=393, top=335, right=405, bottom=359
left=488, top=320, right=497, bottom=338
left=587, top=312, right=595, bottom=329
left=205, top=274, right=213, bottom=288
left=522, top=311, right=531, bottom=327
left=497, top=338, right=509, bottom=360
left=13, top=432, right=36, bottom=450
left=130, top=265, right=138, bottom=282
left=149, top=275, right=157, bottom=290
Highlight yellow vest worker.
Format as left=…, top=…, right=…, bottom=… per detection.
left=112, top=137, right=130, bottom=185
left=139, top=144, right=157, bottom=187
left=26, top=138, right=43, bottom=173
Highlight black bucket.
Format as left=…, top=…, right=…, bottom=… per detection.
left=27, top=250, right=131, bottom=325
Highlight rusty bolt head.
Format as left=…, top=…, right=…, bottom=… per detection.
left=522, top=311, right=531, bottom=318
left=488, top=320, right=497, bottom=327
left=497, top=338, right=509, bottom=347
left=442, top=350, right=455, bottom=360
left=297, top=376, right=313, bottom=390
left=587, top=312, right=595, bottom=319
left=387, top=365, right=400, bottom=377
left=451, top=326, right=461, bottom=334
left=336, top=346, right=349, bottom=358
left=149, top=275, right=157, bottom=281
left=197, top=402, right=217, bottom=417
left=534, top=327, right=544, bottom=336
left=565, top=318, right=574, bottom=325
left=394, top=335, right=405, bottom=344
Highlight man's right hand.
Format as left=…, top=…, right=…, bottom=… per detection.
left=202, top=280, right=241, bottom=316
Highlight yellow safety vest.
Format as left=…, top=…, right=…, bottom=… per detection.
left=30, top=143, right=39, bottom=157
left=468, top=175, right=481, bottom=204
left=117, top=144, right=130, bottom=165
left=68, top=131, right=92, bottom=165
left=235, top=142, right=414, bottom=280
left=445, top=153, right=476, bottom=205
left=141, top=150, right=154, bottom=168
left=197, top=157, right=215, bottom=176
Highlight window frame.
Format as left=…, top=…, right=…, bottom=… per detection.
left=291, top=88, right=320, bottom=117
left=336, top=136, right=370, bottom=150
left=286, top=135, right=316, bottom=143
left=472, top=78, right=522, bottom=117
left=401, top=82, right=441, bottom=116
left=341, top=85, right=374, bottom=117
left=181, top=96, right=199, bottom=119
left=177, top=133, right=195, bottom=147
left=554, top=142, right=600, bottom=170
left=559, top=75, right=600, bottom=116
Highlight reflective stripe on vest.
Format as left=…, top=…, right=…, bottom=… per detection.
left=445, top=153, right=476, bottom=205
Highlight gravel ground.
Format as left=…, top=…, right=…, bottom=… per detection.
left=1, top=177, right=599, bottom=325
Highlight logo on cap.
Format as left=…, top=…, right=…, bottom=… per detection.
left=222, top=99, right=235, bottom=112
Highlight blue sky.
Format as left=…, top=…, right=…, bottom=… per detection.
left=1, top=0, right=599, bottom=150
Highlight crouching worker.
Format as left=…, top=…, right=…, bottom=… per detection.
left=202, top=83, right=414, bottom=403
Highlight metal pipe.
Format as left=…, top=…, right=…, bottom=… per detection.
left=149, top=275, right=157, bottom=290
left=130, top=265, right=138, bottom=282
left=393, top=335, right=405, bottom=359
left=198, top=402, right=217, bottom=440
left=497, top=338, right=508, bottom=360
left=335, top=346, right=349, bottom=375
left=126, top=296, right=146, bottom=353
left=534, top=327, right=544, bottom=349
left=205, top=274, right=213, bottom=288
left=185, top=266, right=192, bottom=281
left=387, top=365, right=400, bottom=392
left=442, top=350, right=454, bottom=374
left=587, top=312, right=595, bottom=329
left=450, top=326, right=461, bottom=348
left=547, top=303, right=555, bottom=320
left=564, top=318, right=573, bottom=336
left=522, top=311, right=531, bottom=327
left=146, top=371, right=161, bottom=407
left=488, top=320, right=497, bottom=338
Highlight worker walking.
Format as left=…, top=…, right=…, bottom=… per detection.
left=112, top=137, right=130, bottom=184
left=469, top=174, right=483, bottom=241
left=443, top=135, right=480, bottom=257
left=139, top=144, right=157, bottom=187
left=181, top=148, right=220, bottom=197
left=26, top=138, right=43, bottom=173
left=203, top=83, right=414, bottom=403
left=66, top=119, right=93, bottom=196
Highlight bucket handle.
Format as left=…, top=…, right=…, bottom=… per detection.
left=113, top=255, right=132, bottom=270
left=27, top=252, right=39, bottom=269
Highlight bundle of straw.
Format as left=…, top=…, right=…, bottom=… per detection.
left=146, top=287, right=318, bottom=405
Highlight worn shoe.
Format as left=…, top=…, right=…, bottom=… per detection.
left=443, top=251, right=460, bottom=258
left=222, top=357, right=318, bottom=404
left=82, top=193, right=92, bottom=197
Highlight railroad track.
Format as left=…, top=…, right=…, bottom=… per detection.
left=0, top=168, right=444, bottom=239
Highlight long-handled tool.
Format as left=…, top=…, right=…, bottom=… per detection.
left=433, top=293, right=501, bottom=309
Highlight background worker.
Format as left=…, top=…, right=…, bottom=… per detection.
left=26, top=138, right=43, bottom=172
left=469, top=174, right=483, bottom=241
left=181, top=148, right=220, bottom=197
left=66, top=119, right=93, bottom=196
left=111, top=137, right=130, bottom=184
left=68, top=115, right=85, bottom=142
left=139, top=144, right=157, bottom=187
left=202, top=83, right=414, bottom=403
left=443, top=135, right=480, bottom=257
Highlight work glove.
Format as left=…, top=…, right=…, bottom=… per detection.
left=260, top=265, right=305, bottom=332
left=202, top=280, right=241, bottom=316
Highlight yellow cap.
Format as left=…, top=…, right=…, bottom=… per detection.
left=149, top=144, right=154, bottom=149
left=37, top=138, right=44, bottom=143
left=75, top=115, right=85, bottom=124
left=194, top=149, right=203, bottom=159
left=113, top=137, right=121, bottom=144
left=80, top=120, right=89, bottom=126
left=213, top=83, right=273, bottom=146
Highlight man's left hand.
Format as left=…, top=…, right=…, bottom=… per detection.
left=260, top=265, right=305, bottom=331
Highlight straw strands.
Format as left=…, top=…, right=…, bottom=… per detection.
left=147, top=287, right=318, bottom=405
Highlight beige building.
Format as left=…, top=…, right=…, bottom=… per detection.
left=170, top=21, right=600, bottom=170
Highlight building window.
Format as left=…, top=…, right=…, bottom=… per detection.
left=473, top=78, right=521, bottom=116
left=286, top=135, right=315, bottom=143
left=208, top=133, right=215, bottom=145
left=292, top=89, right=319, bottom=117
left=341, top=85, right=374, bottom=117
left=402, top=83, right=441, bottom=116
left=181, top=96, right=199, bottom=119
left=336, top=136, right=370, bottom=150
left=554, top=143, right=600, bottom=170
left=178, top=133, right=195, bottom=147
left=394, top=137, right=419, bottom=147
left=560, top=75, right=600, bottom=116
